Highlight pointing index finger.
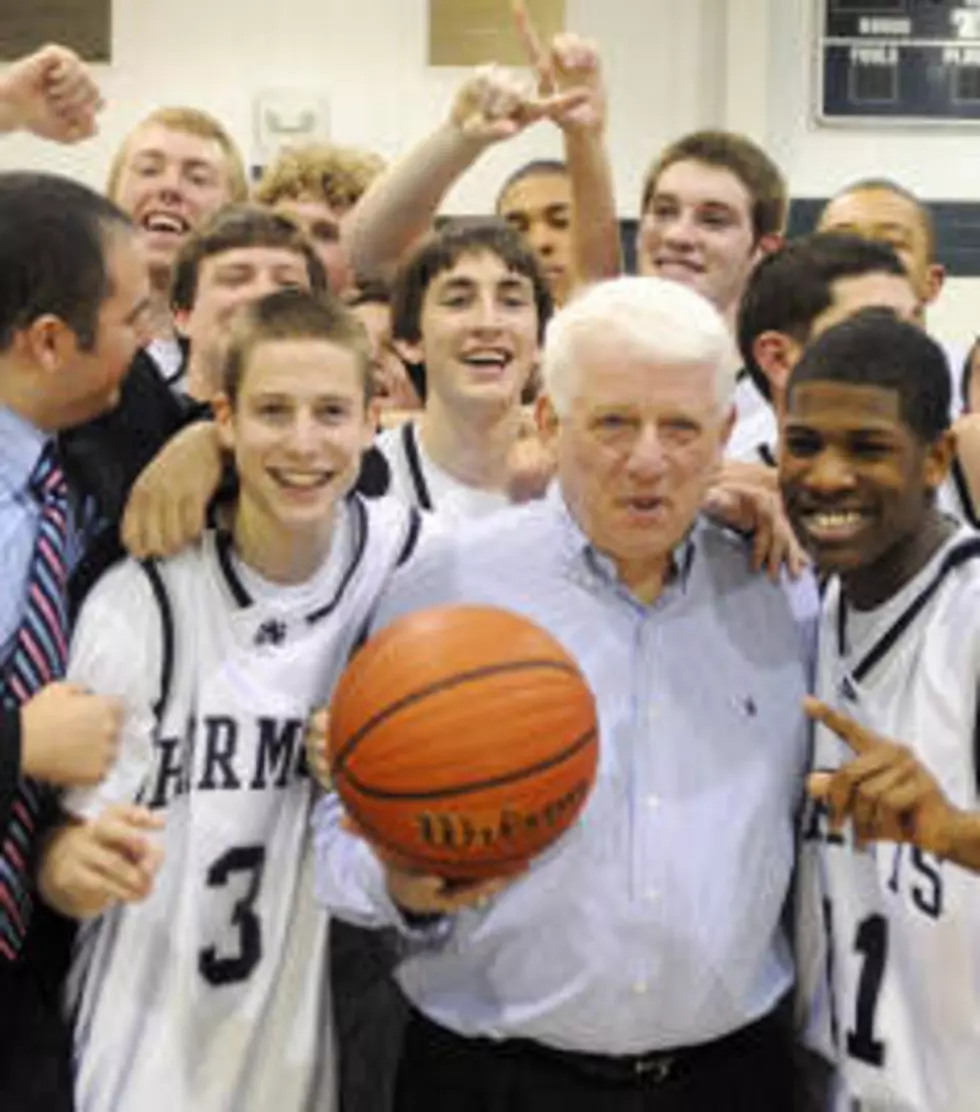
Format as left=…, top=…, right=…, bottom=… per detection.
left=803, top=695, right=876, bottom=755
left=512, top=0, right=554, bottom=92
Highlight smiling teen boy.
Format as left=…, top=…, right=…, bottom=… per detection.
left=374, top=220, right=551, bottom=522
left=784, top=309, right=980, bottom=1112
left=37, top=289, right=422, bottom=1112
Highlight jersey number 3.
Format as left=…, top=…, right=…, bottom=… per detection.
left=199, top=845, right=266, bottom=986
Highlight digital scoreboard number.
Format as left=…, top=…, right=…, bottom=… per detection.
left=818, top=1, right=980, bottom=124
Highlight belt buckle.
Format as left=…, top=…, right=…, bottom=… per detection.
left=633, top=1054, right=673, bottom=1082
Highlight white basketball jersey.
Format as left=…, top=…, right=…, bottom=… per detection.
left=797, top=526, right=980, bottom=1111
left=374, top=420, right=511, bottom=523
left=65, top=495, right=421, bottom=1112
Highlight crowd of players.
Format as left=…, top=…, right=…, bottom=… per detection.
left=1, top=7, right=980, bottom=1110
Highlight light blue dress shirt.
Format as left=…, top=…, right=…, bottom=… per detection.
left=313, top=490, right=818, bottom=1055
left=0, top=406, right=83, bottom=662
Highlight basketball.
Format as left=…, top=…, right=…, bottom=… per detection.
left=328, top=605, right=599, bottom=881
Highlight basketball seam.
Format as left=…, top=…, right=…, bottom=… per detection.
left=334, top=727, right=597, bottom=801
left=331, top=658, right=583, bottom=769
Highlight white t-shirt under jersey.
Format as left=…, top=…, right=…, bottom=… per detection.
left=146, top=337, right=185, bottom=390
left=725, top=403, right=778, bottom=465
left=796, top=526, right=980, bottom=1112
left=62, top=495, right=420, bottom=1112
left=373, top=421, right=511, bottom=525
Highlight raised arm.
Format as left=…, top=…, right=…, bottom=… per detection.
left=513, top=2, right=622, bottom=287
left=344, top=64, right=589, bottom=281
left=0, top=44, right=103, bottom=144
left=952, top=413, right=980, bottom=518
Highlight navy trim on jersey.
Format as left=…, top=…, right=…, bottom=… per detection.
left=401, top=421, right=434, bottom=510
left=837, top=538, right=980, bottom=677
left=347, top=507, right=423, bottom=665
left=305, top=497, right=369, bottom=625
left=950, top=456, right=980, bottom=528
left=210, top=496, right=370, bottom=626
left=215, top=529, right=251, bottom=607
left=139, top=559, right=175, bottom=723
left=396, top=508, right=423, bottom=568
left=758, top=443, right=776, bottom=469
left=836, top=537, right=980, bottom=797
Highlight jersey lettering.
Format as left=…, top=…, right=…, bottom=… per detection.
left=801, top=795, right=846, bottom=846
left=251, top=717, right=304, bottom=790
left=886, top=843, right=943, bottom=920
left=199, top=716, right=242, bottom=791
left=147, top=714, right=308, bottom=808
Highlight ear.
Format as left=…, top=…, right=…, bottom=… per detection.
left=392, top=337, right=423, bottom=367
left=751, top=330, right=802, bottom=401
left=924, top=428, right=955, bottom=491
left=172, top=307, right=192, bottom=341
left=211, top=392, right=236, bottom=454
left=754, top=232, right=784, bottom=262
left=535, top=393, right=560, bottom=447
left=20, top=315, right=76, bottom=375
left=924, top=262, right=945, bottom=306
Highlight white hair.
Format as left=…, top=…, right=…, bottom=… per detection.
left=542, top=276, right=738, bottom=416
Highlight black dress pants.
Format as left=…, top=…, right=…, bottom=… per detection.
left=0, top=958, right=74, bottom=1112
left=332, top=920, right=408, bottom=1112
left=395, top=1005, right=799, bottom=1112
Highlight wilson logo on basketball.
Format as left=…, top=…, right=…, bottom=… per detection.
left=328, top=605, right=600, bottom=881
left=416, top=782, right=592, bottom=851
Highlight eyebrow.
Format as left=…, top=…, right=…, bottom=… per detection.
left=130, top=149, right=220, bottom=173
left=784, top=417, right=899, bottom=434
left=437, top=273, right=533, bottom=292
left=213, top=263, right=257, bottom=277
left=251, top=391, right=355, bottom=404
left=651, top=191, right=737, bottom=213
left=870, top=222, right=913, bottom=238
left=827, top=217, right=910, bottom=237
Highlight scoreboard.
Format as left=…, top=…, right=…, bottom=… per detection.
left=818, top=0, right=980, bottom=124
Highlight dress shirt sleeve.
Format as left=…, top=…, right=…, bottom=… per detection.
left=371, top=525, right=459, bottom=633
left=782, top=569, right=821, bottom=689
left=61, top=561, right=163, bottom=820
left=311, top=793, right=453, bottom=944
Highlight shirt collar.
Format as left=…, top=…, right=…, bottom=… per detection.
left=546, top=481, right=698, bottom=596
left=0, top=406, right=50, bottom=493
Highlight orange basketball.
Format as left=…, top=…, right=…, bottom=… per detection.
left=328, top=605, right=599, bottom=881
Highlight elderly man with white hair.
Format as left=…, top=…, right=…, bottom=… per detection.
left=313, top=276, right=817, bottom=1112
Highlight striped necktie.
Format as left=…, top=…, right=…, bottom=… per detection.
left=0, top=442, right=70, bottom=961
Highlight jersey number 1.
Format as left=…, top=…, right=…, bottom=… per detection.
left=199, top=845, right=266, bottom=986
left=847, top=913, right=888, bottom=1067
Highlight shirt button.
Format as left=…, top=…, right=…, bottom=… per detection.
left=646, top=794, right=660, bottom=810
left=632, top=980, right=649, bottom=995
left=645, top=888, right=659, bottom=903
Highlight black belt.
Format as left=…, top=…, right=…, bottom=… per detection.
left=411, top=1000, right=790, bottom=1088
